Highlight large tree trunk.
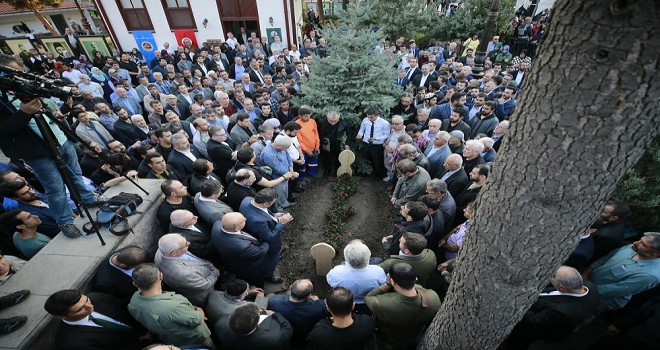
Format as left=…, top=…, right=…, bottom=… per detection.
left=419, top=0, right=660, bottom=349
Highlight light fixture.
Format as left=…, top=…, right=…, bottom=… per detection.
left=268, top=17, right=274, bottom=26
left=202, top=18, right=208, bottom=28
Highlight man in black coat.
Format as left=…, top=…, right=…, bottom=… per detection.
left=212, top=212, right=273, bottom=288
left=168, top=133, right=203, bottom=183
left=156, top=179, right=197, bottom=233
left=92, top=246, right=150, bottom=303
left=507, top=266, right=600, bottom=349
left=168, top=209, right=214, bottom=260
left=437, top=154, right=469, bottom=198
left=207, top=126, right=236, bottom=184
left=590, top=201, right=630, bottom=263
left=44, top=290, right=146, bottom=350
left=225, top=168, right=257, bottom=211
left=218, top=303, right=293, bottom=350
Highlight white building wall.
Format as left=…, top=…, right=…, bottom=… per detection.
left=0, top=9, right=83, bottom=37
left=256, top=0, right=288, bottom=46
left=98, top=0, right=292, bottom=51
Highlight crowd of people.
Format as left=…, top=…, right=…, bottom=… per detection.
left=0, top=5, right=658, bottom=350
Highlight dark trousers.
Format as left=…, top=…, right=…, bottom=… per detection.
left=320, top=149, right=340, bottom=175
left=362, top=143, right=386, bottom=177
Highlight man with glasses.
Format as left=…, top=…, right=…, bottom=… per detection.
left=383, top=115, right=406, bottom=180
left=155, top=233, right=220, bottom=308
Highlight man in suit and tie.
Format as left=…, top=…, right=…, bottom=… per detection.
left=154, top=233, right=220, bottom=308
left=191, top=55, right=211, bottom=78
left=92, top=246, right=150, bottom=303
left=442, top=42, right=458, bottom=60
left=212, top=212, right=279, bottom=287
left=247, top=58, right=267, bottom=84
left=168, top=133, right=201, bottom=182
left=191, top=80, right=213, bottom=100
left=219, top=303, right=293, bottom=349
left=404, top=58, right=422, bottom=85
left=395, top=70, right=409, bottom=88
left=44, top=289, right=146, bottom=350
left=411, top=63, right=435, bottom=89
left=507, top=266, right=600, bottom=349
left=240, top=189, right=293, bottom=274
left=175, top=84, right=194, bottom=120
left=437, top=154, right=469, bottom=198
left=425, top=131, right=452, bottom=178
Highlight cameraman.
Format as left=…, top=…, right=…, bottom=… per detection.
left=0, top=54, right=98, bottom=238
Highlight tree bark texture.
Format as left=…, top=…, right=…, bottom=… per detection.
left=419, top=0, right=660, bottom=349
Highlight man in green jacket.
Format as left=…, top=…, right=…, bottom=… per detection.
left=379, top=232, right=438, bottom=288
left=365, top=262, right=441, bottom=349
left=128, top=263, right=214, bottom=348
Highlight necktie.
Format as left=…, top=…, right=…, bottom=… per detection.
left=369, top=121, right=375, bottom=143
left=88, top=314, right=134, bottom=332
left=256, top=70, right=264, bottom=84
left=88, top=123, right=108, bottom=145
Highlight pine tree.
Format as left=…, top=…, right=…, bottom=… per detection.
left=431, top=0, right=515, bottom=42
left=365, top=0, right=436, bottom=42
left=293, top=2, right=401, bottom=174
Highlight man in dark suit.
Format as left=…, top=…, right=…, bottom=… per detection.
left=44, top=290, right=146, bottom=350
left=165, top=111, right=196, bottom=141
left=207, top=126, right=236, bottom=184
left=411, top=64, right=435, bottom=89
left=175, top=84, right=194, bottom=120
left=403, top=57, right=422, bottom=85
left=437, top=154, right=469, bottom=198
left=590, top=201, right=630, bottom=263
left=240, top=189, right=292, bottom=275
left=168, top=209, right=214, bottom=260
left=92, top=246, right=150, bottom=302
left=218, top=303, right=293, bottom=350
left=212, top=212, right=276, bottom=288
left=507, top=266, right=600, bottom=349
left=225, top=168, right=257, bottom=211
left=168, top=133, right=202, bottom=183
left=442, top=42, right=458, bottom=60
left=191, top=55, right=211, bottom=77
left=113, top=107, right=143, bottom=148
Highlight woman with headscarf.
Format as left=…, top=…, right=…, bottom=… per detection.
left=495, top=45, right=513, bottom=64
left=90, top=67, right=115, bottom=102
left=487, top=42, right=502, bottom=62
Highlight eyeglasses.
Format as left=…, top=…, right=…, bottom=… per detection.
left=170, top=241, right=190, bottom=254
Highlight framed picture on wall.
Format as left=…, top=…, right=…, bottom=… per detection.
left=79, top=36, right=111, bottom=58
left=4, top=38, right=34, bottom=65
left=39, top=37, right=72, bottom=58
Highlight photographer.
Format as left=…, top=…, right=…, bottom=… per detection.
left=0, top=54, right=99, bottom=238
left=89, top=153, right=138, bottom=191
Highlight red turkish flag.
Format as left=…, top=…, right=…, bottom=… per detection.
left=174, top=30, right=199, bottom=50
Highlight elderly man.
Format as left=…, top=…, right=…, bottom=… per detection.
left=194, top=180, right=232, bottom=224
left=491, top=120, right=509, bottom=151
left=154, top=233, right=219, bottom=307
left=425, top=131, right=452, bottom=178
left=77, top=74, right=104, bottom=98
left=398, top=144, right=430, bottom=172
left=380, top=232, right=437, bottom=288
left=508, top=266, right=600, bottom=348
left=365, top=262, right=441, bottom=348
left=327, top=240, right=386, bottom=313
left=72, top=109, right=113, bottom=151
left=421, top=118, right=442, bottom=142
left=240, top=188, right=293, bottom=268
left=479, top=137, right=497, bottom=164
left=267, top=279, right=328, bottom=344
left=391, top=159, right=431, bottom=208
left=168, top=133, right=201, bottom=182
left=438, top=154, right=469, bottom=198
left=425, top=180, right=457, bottom=229
left=383, top=115, right=406, bottom=179
left=250, top=124, right=274, bottom=164
left=317, top=111, right=348, bottom=176
left=463, top=139, right=486, bottom=174
left=212, top=212, right=276, bottom=287
left=583, top=232, right=660, bottom=310
left=225, top=168, right=257, bottom=211
left=261, top=134, right=299, bottom=211
left=130, top=114, right=154, bottom=141
left=168, top=209, right=213, bottom=260
left=112, top=87, right=142, bottom=116
left=128, top=263, right=214, bottom=348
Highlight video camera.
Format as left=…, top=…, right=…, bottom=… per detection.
left=0, top=65, right=72, bottom=102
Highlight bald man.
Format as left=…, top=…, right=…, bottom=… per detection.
left=212, top=212, right=276, bottom=287
left=168, top=209, right=213, bottom=259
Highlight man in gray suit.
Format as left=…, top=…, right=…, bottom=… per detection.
left=205, top=279, right=266, bottom=330
left=194, top=180, right=233, bottom=225
left=391, top=159, right=431, bottom=208
left=72, top=109, right=113, bottom=151
left=424, top=131, right=452, bottom=178
left=154, top=233, right=220, bottom=308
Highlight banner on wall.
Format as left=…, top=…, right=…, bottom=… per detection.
left=132, top=30, right=158, bottom=63
left=174, top=30, right=199, bottom=50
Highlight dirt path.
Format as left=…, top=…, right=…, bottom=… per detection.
left=280, top=176, right=394, bottom=296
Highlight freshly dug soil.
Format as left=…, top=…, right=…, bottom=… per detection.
left=279, top=175, right=395, bottom=297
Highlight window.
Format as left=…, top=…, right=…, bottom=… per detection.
left=116, top=0, right=153, bottom=31
left=217, top=0, right=259, bottom=20
left=162, top=0, right=196, bottom=30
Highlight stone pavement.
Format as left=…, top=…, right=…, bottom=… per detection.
left=0, top=179, right=164, bottom=350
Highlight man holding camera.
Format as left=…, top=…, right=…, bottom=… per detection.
left=0, top=54, right=99, bottom=238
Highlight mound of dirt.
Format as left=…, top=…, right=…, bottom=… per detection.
left=279, top=176, right=395, bottom=296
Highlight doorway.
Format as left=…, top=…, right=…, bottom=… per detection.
left=50, top=14, right=69, bottom=35
left=221, top=20, right=260, bottom=41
